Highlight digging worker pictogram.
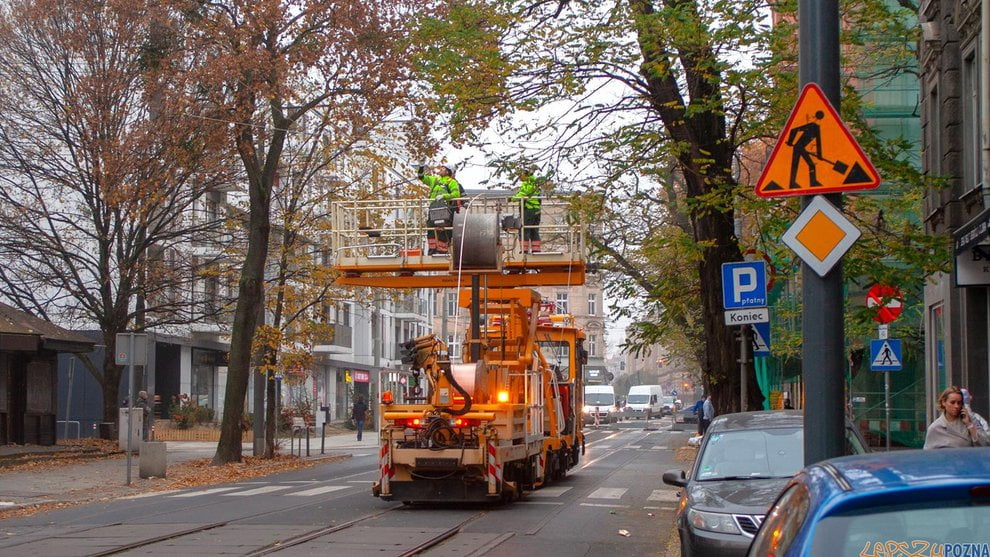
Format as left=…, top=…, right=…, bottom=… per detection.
left=786, top=110, right=825, bottom=189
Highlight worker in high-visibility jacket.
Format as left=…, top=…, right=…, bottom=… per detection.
left=511, top=168, right=545, bottom=253
left=418, top=164, right=463, bottom=255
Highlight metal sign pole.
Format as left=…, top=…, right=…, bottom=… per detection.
left=739, top=326, right=749, bottom=412
left=64, top=357, right=75, bottom=439
left=126, top=332, right=135, bottom=485
left=884, top=371, right=891, bottom=452
left=799, top=0, right=845, bottom=466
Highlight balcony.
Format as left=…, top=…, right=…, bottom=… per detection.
left=313, top=323, right=352, bottom=353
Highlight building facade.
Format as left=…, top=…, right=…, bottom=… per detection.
left=920, top=0, right=990, bottom=421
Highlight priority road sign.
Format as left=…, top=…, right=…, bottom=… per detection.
left=781, top=195, right=861, bottom=277
left=756, top=83, right=880, bottom=198
left=721, top=261, right=768, bottom=309
left=870, top=339, right=902, bottom=372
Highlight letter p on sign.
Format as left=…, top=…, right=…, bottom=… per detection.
left=721, top=261, right=768, bottom=309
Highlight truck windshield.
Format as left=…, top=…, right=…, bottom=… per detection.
left=627, top=394, right=650, bottom=404
left=586, top=393, right=614, bottom=406
left=537, top=341, right=571, bottom=380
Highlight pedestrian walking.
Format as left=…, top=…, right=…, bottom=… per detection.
left=691, top=398, right=705, bottom=436
left=701, top=395, right=715, bottom=435
left=352, top=395, right=368, bottom=441
left=924, top=386, right=990, bottom=449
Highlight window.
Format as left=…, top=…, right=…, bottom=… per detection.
left=928, top=86, right=939, bottom=175
left=446, top=292, right=458, bottom=316
left=556, top=293, right=569, bottom=314
left=338, top=303, right=351, bottom=327
left=588, top=334, right=597, bottom=357
left=587, top=293, right=597, bottom=315
left=446, top=334, right=461, bottom=360
left=962, top=45, right=982, bottom=190
left=929, top=303, right=946, bottom=415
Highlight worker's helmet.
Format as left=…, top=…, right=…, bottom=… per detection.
left=440, top=164, right=455, bottom=177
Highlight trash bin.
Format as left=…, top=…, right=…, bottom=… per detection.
left=98, top=422, right=117, bottom=440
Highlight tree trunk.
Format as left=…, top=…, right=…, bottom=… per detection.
left=213, top=188, right=271, bottom=465
left=264, top=370, right=277, bottom=458
left=101, top=349, right=122, bottom=424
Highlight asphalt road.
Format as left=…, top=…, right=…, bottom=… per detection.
left=0, top=423, right=690, bottom=557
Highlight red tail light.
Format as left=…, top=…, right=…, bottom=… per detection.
left=393, top=418, right=423, bottom=428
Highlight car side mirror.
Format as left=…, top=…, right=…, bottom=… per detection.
left=662, top=469, right=688, bottom=488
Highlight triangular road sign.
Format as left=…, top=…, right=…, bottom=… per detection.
left=756, top=83, right=881, bottom=198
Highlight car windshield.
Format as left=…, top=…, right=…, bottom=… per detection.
left=662, top=396, right=675, bottom=405
left=627, top=394, right=650, bottom=404
left=810, top=501, right=990, bottom=556
left=586, top=393, right=614, bottom=406
left=695, top=428, right=803, bottom=480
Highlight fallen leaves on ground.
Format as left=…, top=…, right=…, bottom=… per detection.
left=0, top=451, right=347, bottom=521
left=675, top=445, right=698, bottom=464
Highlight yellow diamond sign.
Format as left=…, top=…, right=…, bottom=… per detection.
left=782, top=196, right=860, bottom=277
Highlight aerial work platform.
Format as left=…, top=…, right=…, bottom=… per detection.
left=330, top=197, right=587, bottom=288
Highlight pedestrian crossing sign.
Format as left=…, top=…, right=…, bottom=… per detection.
left=752, top=322, right=771, bottom=357
left=756, top=83, right=881, bottom=198
left=870, top=339, right=902, bottom=372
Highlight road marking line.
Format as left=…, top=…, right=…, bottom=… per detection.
left=286, top=486, right=350, bottom=496
left=647, top=490, right=680, bottom=502
left=517, top=501, right=564, bottom=506
left=170, top=487, right=241, bottom=498
left=627, top=445, right=642, bottom=449
left=347, top=480, right=375, bottom=483
left=587, top=487, right=627, bottom=499
left=225, top=485, right=294, bottom=496
left=580, top=503, right=629, bottom=508
left=121, top=490, right=182, bottom=500
left=526, top=486, right=572, bottom=498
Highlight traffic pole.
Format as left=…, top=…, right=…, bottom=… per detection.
left=799, top=0, right=846, bottom=465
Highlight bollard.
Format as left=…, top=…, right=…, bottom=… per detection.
left=139, top=442, right=167, bottom=479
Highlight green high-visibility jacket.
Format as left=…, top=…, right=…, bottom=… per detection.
left=421, top=175, right=461, bottom=201
left=512, top=177, right=542, bottom=209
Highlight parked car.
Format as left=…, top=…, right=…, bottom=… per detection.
left=662, top=410, right=869, bottom=557
left=748, top=447, right=990, bottom=556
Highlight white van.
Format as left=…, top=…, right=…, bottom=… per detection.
left=624, top=385, right=664, bottom=419
left=583, top=385, right=619, bottom=425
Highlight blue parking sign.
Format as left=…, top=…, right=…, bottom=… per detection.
left=722, top=261, right=768, bottom=309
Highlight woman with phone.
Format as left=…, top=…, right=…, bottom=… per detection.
left=924, top=386, right=990, bottom=448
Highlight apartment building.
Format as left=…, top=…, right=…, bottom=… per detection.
left=919, top=0, right=990, bottom=421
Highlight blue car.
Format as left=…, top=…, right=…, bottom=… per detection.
left=748, top=448, right=990, bottom=556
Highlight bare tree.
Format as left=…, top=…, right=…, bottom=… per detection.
left=173, top=0, right=434, bottom=464
left=0, top=0, right=234, bottom=421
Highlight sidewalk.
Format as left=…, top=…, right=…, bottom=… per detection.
left=0, top=428, right=379, bottom=513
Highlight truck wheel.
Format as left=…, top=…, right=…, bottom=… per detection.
left=555, top=448, right=568, bottom=481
